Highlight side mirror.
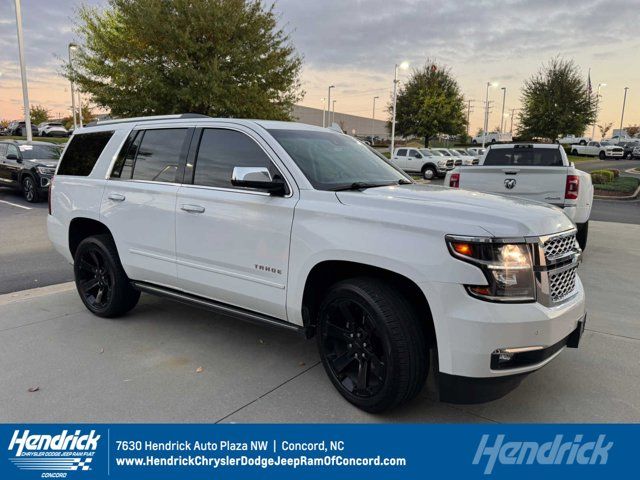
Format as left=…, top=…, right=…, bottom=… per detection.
left=231, top=167, right=287, bottom=195
left=6, top=153, right=19, bottom=161
left=415, top=153, right=423, bottom=159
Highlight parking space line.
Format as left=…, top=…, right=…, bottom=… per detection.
left=0, top=199, right=32, bottom=210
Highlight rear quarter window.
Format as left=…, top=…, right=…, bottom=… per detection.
left=57, top=131, right=114, bottom=176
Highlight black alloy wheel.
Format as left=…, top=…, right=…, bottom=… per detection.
left=76, top=246, right=115, bottom=312
left=317, top=278, right=429, bottom=412
left=321, top=297, right=387, bottom=399
left=22, top=176, right=38, bottom=202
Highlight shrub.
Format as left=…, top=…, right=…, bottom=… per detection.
left=590, top=169, right=614, bottom=185
left=608, top=168, right=620, bottom=178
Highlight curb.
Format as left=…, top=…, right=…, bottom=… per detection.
left=594, top=183, right=640, bottom=201
left=0, top=282, right=75, bottom=306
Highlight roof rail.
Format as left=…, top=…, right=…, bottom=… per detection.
left=85, top=113, right=210, bottom=127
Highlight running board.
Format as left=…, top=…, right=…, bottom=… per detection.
left=131, top=281, right=306, bottom=335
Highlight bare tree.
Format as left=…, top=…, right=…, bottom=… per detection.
left=598, top=122, right=613, bottom=139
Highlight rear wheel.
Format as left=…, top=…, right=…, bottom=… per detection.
left=579, top=140, right=587, bottom=145
left=22, top=176, right=39, bottom=203
left=317, top=277, right=429, bottom=412
left=74, top=234, right=140, bottom=317
left=577, top=221, right=589, bottom=251
left=421, top=165, right=437, bottom=180
left=571, top=149, right=579, bottom=156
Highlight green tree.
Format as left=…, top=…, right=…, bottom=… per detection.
left=518, top=58, right=596, bottom=141
left=30, top=105, right=50, bottom=125
left=64, top=0, right=303, bottom=120
left=391, top=62, right=466, bottom=146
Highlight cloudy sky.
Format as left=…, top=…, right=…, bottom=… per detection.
left=1, top=0, right=639, bottom=136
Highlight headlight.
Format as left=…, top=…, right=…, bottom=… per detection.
left=437, top=160, right=446, bottom=167
left=36, top=166, right=56, bottom=176
left=446, top=236, right=535, bottom=302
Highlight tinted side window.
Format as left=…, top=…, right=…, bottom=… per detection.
left=193, top=129, right=280, bottom=189
left=131, top=129, right=188, bottom=183
left=396, top=149, right=407, bottom=156
left=57, top=131, right=114, bottom=176
left=7, top=144, right=20, bottom=158
left=408, top=149, right=420, bottom=157
left=0, top=144, right=7, bottom=157
left=111, top=131, right=142, bottom=179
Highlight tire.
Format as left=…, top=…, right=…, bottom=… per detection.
left=491, top=138, right=496, bottom=143
left=576, top=221, right=588, bottom=251
left=22, top=176, right=39, bottom=203
left=421, top=165, right=437, bottom=180
left=74, top=234, right=140, bottom=318
left=316, top=277, right=429, bottom=413
left=579, top=140, right=587, bottom=145
left=571, top=149, right=579, bottom=156
left=471, top=139, right=478, bottom=145
left=598, top=151, right=606, bottom=160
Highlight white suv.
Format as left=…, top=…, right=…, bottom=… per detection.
left=48, top=115, right=586, bottom=412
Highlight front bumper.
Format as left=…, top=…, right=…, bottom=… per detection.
left=421, top=276, right=586, bottom=379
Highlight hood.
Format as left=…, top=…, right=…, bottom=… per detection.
left=26, top=158, right=59, bottom=168
left=336, top=184, right=574, bottom=238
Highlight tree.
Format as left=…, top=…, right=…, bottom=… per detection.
left=30, top=105, right=50, bottom=125
left=598, top=122, right=613, bottom=138
left=0, top=119, right=9, bottom=129
left=518, top=58, right=596, bottom=141
left=391, top=61, right=466, bottom=146
left=625, top=124, right=640, bottom=137
left=64, top=0, right=303, bottom=120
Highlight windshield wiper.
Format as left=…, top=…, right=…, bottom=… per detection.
left=330, top=180, right=410, bottom=191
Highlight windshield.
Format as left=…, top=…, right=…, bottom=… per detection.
left=436, top=150, right=451, bottom=156
left=600, top=141, right=611, bottom=146
left=419, top=149, right=433, bottom=156
left=429, top=150, right=444, bottom=156
left=19, top=144, right=62, bottom=160
left=268, top=129, right=409, bottom=191
left=484, top=147, right=563, bottom=166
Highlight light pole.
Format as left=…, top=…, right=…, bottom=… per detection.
left=14, top=0, right=32, bottom=142
left=591, top=83, right=606, bottom=139
left=68, top=43, right=78, bottom=130
left=466, top=100, right=474, bottom=136
left=321, top=98, right=326, bottom=127
left=482, top=82, right=498, bottom=148
left=332, top=100, right=336, bottom=125
left=326, top=85, right=334, bottom=127
left=390, top=61, right=409, bottom=154
left=499, top=87, right=506, bottom=133
left=509, top=108, right=521, bottom=134
left=619, top=87, right=629, bottom=139
left=371, top=96, right=379, bottom=144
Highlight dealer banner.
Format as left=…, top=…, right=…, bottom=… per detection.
left=0, top=424, right=634, bottom=479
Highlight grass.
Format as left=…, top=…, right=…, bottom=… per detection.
left=2, top=135, right=68, bottom=144
left=593, top=176, right=640, bottom=194
left=566, top=155, right=593, bottom=163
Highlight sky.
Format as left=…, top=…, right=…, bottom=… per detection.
left=1, top=0, right=639, bottom=137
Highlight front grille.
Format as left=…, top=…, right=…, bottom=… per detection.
left=472, top=159, right=479, bottom=165
left=549, top=267, right=577, bottom=302
left=454, top=159, right=462, bottom=166
left=543, top=233, right=577, bottom=260
left=446, top=159, right=454, bottom=168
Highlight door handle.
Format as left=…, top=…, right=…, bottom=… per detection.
left=181, top=204, right=205, bottom=214
left=107, top=193, right=126, bottom=202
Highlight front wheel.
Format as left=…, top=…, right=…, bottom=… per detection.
left=571, top=149, right=579, bottom=156
left=471, top=139, right=478, bottom=145
left=22, top=176, right=39, bottom=203
left=74, top=234, right=140, bottom=318
left=577, top=221, right=588, bottom=251
left=599, top=151, right=606, bottom=160
left=317, top=278, right=429, bottom=412
left=422, top=165, right=437, bottom=180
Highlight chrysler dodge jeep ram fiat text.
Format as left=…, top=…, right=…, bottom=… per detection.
left=48, top=115, right=586, bottom=412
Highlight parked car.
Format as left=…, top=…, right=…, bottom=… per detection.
left=391, top=147, right=454, bottom=179
left=48, top=115, right=586, bottom=412
left=450, top=148, right=478, bottom=165
left=445, top=143, right=593, bottom=249
left=471, top=131, right=513, bottom=144
left=466, top=147, right=486, bottom=158
left=570, top=141, right=624, bottom=159
left=0, top=140, right=61, bottom=202
left=557, top=134, right=590, bottom=145
left=37, top=122, right=69, bottom=137
left=632, top=145, right=640, bottom=159
left=607, top=135, right=632, bottom=145
left=620, top=141, right=639, bottom=159
left=7, top=121, right=39, bottom=137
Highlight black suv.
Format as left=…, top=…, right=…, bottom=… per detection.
left=621, top=141, right=639, bottom=159
left=8, top=121, right=39, bottom=137
left=0, top=140, right=62, bottom=202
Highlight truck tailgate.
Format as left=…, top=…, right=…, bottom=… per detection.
left=458, top=166, right=569, bottom=205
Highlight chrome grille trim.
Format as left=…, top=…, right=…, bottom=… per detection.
left=549, top=267, right=578, bottom=302
left=535, top=229, right=580, bottom=306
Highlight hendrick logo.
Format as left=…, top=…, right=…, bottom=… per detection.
left=504, top=178, right=516, bottom=189
left=8, top=429, right=100, bottom=476
left=473, top=434, right=613, bottom=475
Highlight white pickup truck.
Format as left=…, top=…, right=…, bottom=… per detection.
left=472, top=131, right=513, bottom=145
left=556, top=134, right=590, bottom=145
left=570, top=141, right=624, bottom=159
left=445, top=144, right=593, bottom=249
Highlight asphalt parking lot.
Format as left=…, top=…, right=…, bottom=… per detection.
left=0, top=217, right=638, bottom=423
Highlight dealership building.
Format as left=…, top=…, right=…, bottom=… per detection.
left=292, top=105, right=389, bottom=139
